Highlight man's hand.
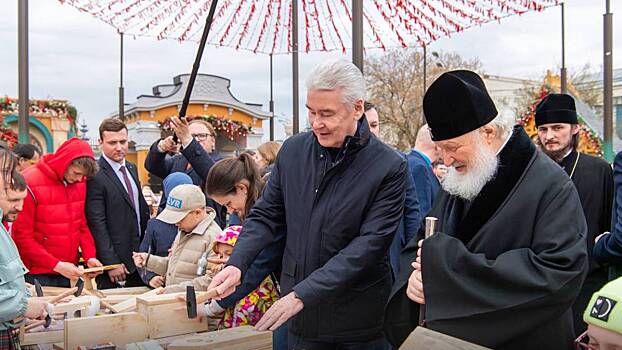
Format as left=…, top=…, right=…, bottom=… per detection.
left=169, top=116, right=192, bottom=146
left=149, top=275, right=165, bottom=289
left=255, top=292, right=304, bottom=331
left=24, top=297, right=48, bottom=320
left=107, top=264, right=129, bottom=284
left=207, top=266, right=242, bottom=300
left=157, top=136, right=177, bottom=153
left=53, top=262, right=83, bottom=280
left=84, top=258, right=104, bottom=278
left=133, top=252, right=148, bottom=269
left=406, top=240, right=425, bottom=304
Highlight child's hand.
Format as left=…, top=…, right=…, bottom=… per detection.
left=149, top=275, right=165, bottom=288
left=207, top=256, right=229, bottom=265
left=132, top=252, right=148, bottom=268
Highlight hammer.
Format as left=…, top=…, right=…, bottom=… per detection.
left=29, top=278, right=84, bottom=329
left=186, top=286, right=221, bottom=319
left=418, top=217, right=437, bottom=327
left=44, top=279, right=84, bottom=327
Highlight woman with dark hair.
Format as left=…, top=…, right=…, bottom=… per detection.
left=206, top=153, right=263, bottom=219
left=201, top=153, right=286, bottom=349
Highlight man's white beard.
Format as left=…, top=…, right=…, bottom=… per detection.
left=441, top=139, right=499, bottom=201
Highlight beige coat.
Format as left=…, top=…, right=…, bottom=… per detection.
left=146, top=209, right=222, bottom=292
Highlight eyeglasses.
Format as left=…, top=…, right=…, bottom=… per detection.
left=575, top=331, right=598, bottom=350
left=191, top=133, right=215, bottom=141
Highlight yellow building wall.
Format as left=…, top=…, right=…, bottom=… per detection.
left=136, top=150, right=149, bottom=186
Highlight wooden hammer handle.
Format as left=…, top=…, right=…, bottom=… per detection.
left=47, top=287, right=78, bottom=304
left=195, top=288, right=221, bottom=305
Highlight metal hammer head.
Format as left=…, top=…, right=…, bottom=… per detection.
left=74, top=278, right=84, bottom=296
left=186, top=285, right=197, bottom=319
left=33, top=279, right=44, bottom=297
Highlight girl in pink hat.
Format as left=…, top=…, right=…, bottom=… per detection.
left=211, top=225, right=279, bottom=328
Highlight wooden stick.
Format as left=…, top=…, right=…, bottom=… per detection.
left=48, top=287, right=79, bottom=304
left=80, top=264, right=123, bottom=274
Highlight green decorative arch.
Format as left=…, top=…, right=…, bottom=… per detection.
left=4, top=115, right=54, bottom=153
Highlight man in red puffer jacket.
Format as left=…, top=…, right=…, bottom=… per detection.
left=12, top=138, right=104, bottom=287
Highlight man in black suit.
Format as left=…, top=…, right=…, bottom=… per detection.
left=86, top=118, right=149, bottom=289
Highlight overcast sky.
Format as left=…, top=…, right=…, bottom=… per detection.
left=1, top=0, right=620, bottom=141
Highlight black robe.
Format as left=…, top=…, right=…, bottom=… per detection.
left=383, top=127, right=588, bottom=350
left=558, top=150, right=613, bottom=335
left=558, top=150, right=613, bottom=270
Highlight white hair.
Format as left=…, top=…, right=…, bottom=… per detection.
left=305, top=59, right=366, bottom=106
left=486, top=108, right=516, bottom=140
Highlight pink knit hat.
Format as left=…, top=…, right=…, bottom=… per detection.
left=215, top=225, right=242, bottom=247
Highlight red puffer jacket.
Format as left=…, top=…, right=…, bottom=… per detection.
left=13, top=138, right=97, bottom=275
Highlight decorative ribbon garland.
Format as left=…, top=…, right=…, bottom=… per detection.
left=60, top=0, right=560, bottom=54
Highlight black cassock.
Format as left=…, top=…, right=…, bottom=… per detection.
left=383, top=127, right=588, bottom=350
left=558, top=150, right=613, bottom=334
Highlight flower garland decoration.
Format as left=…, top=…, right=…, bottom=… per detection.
left=158, top=115, right=252, bottom=142
left=518, top=85, right=604, bottom=158
left=0, top=96, right=77, bottom=126
left=0, top=115, right=18, bottom=147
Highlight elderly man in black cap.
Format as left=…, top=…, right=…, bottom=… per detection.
left=383, top=70, right=588, bottom=350
left=535, top=93, right=613, bottom=336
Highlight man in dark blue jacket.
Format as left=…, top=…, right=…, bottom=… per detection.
left=365, top=102, right=421, bottom=276
left=144, top=117, right=226, bottom=227
left=209, top=60, right=406, bottom=348
left=406, top=125, right=440, bottom=216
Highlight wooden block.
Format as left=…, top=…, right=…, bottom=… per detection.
left=21, top=329, right=64, bottom=346
left=126, top=340, right=165, bottom=350
left=99, top=287, right=151, bottom=296
left=64, top=312, right=150, bottom=350
left=167, top=326, right=272, bottom=350
left=53, top=343, right=65, bottom=350
left=53, top=296, right=93, bottom=316
left=136, top=293, right=208, bottom=339
left=110, top=288, right=163, bottom=313
left=399, top=327, right=491, bottom=350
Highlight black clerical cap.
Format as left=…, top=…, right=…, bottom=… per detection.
left=534, top=93, right=578, bottom=127
left=423, top=70, right=498, bottom=141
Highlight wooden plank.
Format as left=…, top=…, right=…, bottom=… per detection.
left=167, top=326, right=272, bottom=350
left=101, top=295, right=135, bottom=305
left=81, top=264, right=123, bottom=274
left=110, top=288, right=163, bottom=313
left=136, top=294, right=208, bottom=339
left=399, top=327, right=491, bottom=350
left=64, top=312, right=150, bottom=350
left=138, top=290, right=216, bottom=307
left=21, top=330, right=64, bottom=346
left=42, top=287, right=73, bottom=296
left=99, top=287, right=151, bottom=296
